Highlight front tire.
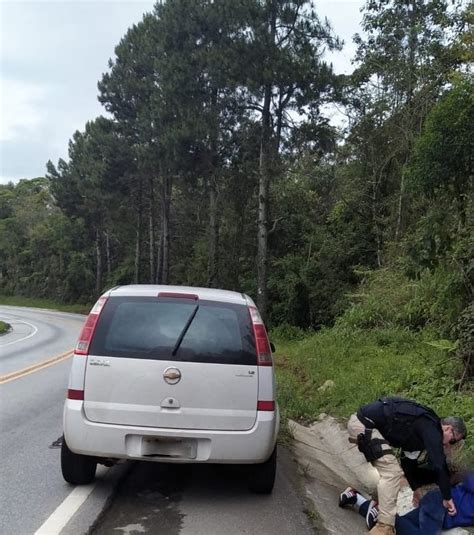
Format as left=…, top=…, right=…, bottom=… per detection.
left=61, top=436, right=97, bottom=485
left=249, top=446, right=277, bottom=494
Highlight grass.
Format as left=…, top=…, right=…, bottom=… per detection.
left=272, top=325, right=474, bottom=456
left=0, top=320, right=10, bottom=334
left=0, top=295, right=90, bottom=315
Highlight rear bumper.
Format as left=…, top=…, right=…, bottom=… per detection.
left=63, top=400, right=279, bottom=464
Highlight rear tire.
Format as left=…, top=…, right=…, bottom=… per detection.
left=61, top=436, right=97, bottom=485
left=249, top=446, right=276, bottom=494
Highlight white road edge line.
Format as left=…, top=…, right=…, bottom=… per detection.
left=0, top=320, right=38, bottom=347
left=34, top=467, right=107, bottom=535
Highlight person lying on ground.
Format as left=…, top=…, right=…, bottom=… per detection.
left=338, top=472, right=474, bottom=535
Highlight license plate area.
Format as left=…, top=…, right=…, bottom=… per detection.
left=141, top=437, right=197, bottom=459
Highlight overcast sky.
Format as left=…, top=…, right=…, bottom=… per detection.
left=0, top=0, right=364, bottom=185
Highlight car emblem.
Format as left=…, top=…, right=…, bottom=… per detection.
left=163, top=367, right=181, bottom=385
left=89, top=358, right=110, bottom=367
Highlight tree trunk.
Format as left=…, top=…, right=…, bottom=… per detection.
left=395, top=165, right=406, bottom=242
left=395, top=0, right=417, bottom=242
left=372, top=172, right=382, bottom=268
left=156, top=230, right=163, bottom=284
left=161, top=174, right=171, bottom=284
left=134, top=179, right=143, bottom=284
left=207, top=98, right=220, bottom=288
left=207, top=175, right=219, bottom=287
left=257, top=83, right=272, bottom=320
left=149, top=177, right=155, bottom=283
left=95, top=228, right=102, bottom=295
left=257, top=0, right=277, bottom=321
left=230, top=211, right=245, bottom=288
left=105, top=230, right=111, bottom=278
left=59, top=251, right=64, bottom=278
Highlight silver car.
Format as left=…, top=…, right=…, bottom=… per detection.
left=62, top=285, right=279, bottom=493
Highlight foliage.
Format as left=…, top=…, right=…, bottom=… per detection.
left=270, top=323, right=306, bottom=342
left=405, top=78, right=474, bottom=296
left=337, top=267, right=467, bottom=334
left=455, top=304, right=474, bottom=381
left=0, top=295, right=91, bottom=315
left=0, top=321, right=10, bottom=334
left=408, top=78, right=473, bottom=220
left=274, top=325, right=474, bottom=456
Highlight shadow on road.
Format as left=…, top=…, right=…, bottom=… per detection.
left=91, top=462, right=267, bottom=535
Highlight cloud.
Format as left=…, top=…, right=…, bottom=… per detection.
left=0, top=79, right=47, bottom=142
left=0, top=0, right=155, bottom=184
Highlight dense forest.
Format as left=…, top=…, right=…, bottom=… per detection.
left=1, top=1, right=472, bottom=363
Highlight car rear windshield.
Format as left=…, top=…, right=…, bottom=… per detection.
left=89, top=296, right=257, bottom=365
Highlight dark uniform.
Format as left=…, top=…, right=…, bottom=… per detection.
left=357, top=397, right=451, bottom=501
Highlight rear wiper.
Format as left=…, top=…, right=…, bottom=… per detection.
left=172, top=305, right=199, bottom=356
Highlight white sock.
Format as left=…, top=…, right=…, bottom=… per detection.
left=356, top=493, right=366, bottom=507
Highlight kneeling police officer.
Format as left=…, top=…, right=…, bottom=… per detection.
left=347, top=396, right=466, bottom=535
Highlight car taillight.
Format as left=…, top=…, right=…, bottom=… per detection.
left=257, top=400, right=275, bottom=411
left=67, top=389, right=84, bottom=400
left=248, top=306, right=272, bottom=366
left=75, top=297, right=108, bottom=356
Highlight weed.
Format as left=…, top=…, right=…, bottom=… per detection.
left=274, top=325, right=474, bottom=459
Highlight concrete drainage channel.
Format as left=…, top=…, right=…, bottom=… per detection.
left=289, top=415, right=472, bottom=535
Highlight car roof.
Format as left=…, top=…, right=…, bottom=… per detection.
left=105, top=284, right=255, bottom=306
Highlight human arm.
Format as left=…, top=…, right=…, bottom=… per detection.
left=416, top=420, right=452, bottom=500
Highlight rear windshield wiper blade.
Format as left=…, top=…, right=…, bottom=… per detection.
left=172, top=305, right=199, bottom=356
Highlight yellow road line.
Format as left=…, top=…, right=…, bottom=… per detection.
left=0, top=350, right=74, bottom=385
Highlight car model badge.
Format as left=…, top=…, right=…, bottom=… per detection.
left=89, top=358, right=110, bottom=367
left=163, top=367, right=181, bottom=385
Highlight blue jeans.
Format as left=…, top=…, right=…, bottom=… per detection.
left=394, top=489, right=446, bottom=535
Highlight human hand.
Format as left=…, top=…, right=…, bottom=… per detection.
left=412, top=488, right=422, bottom=507
left=443, top=499, right=457, bottom=516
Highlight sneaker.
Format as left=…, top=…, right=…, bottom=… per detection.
left=365, top=499, right=379, bottom=530
left=339, top=487, right=358, bottom=508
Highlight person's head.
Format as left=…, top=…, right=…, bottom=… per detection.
left=441, top=416, right=467, bottom=445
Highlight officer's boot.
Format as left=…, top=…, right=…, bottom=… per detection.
left=369, top=521, right=395, bottom=535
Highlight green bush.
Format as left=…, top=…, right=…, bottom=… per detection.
left=270, top=323, right=307, bottom=341
left=455, top=304, right=474, bottom=381
left=0, top=321, right=10, bottom=334
left=337, top=267, right=466, bottom=334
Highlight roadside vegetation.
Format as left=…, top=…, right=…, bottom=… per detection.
left=0, top=320, right=10, bottom=334
left=272, top=269, right=474, bottom=459
left=0, top=295, right=89, bottom=315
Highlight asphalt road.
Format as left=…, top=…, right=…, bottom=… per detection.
left=0, top=306, right=86, bottom=535
left=0, top=306, right=319, bottom=535
left=90, top=449, right=316, bottom=535
left=0, top=306, right=85, bottom=375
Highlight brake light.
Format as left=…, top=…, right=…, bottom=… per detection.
left=248, top=306, right=272, bottom=366
left=67, top=389, right=84, bottom=400
left=158, top=292, right=198, bottom=300
left=75, top=297, right=108, bottom=355
left=257, top=400, right=275, bottom=411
